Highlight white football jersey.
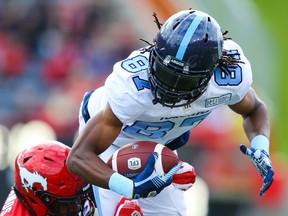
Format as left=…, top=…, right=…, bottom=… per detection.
left=85, top=39, right=252, bottom=147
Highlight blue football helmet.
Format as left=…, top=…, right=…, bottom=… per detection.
left=148, top=10, right=223, bottom=107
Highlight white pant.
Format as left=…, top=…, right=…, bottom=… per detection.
left=94, top=185, right=186, bottom=216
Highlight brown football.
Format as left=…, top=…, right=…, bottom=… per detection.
left=107, top=141, right=179, bottom=179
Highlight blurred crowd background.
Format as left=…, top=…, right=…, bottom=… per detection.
left=0, top=0, right=287, bottom=216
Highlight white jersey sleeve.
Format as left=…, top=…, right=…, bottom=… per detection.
left=224, top=40, right=253, bottom=105
left=104, top=49, right=150, bottom=124
left=202, top=39, right=253, bottom=108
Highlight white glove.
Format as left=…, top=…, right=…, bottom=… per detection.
left=172, top=161, right=196, bottom=191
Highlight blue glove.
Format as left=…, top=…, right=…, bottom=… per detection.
left=132, top=152, right=181, bottom=199
left=240, top=144, right=274, bottom=196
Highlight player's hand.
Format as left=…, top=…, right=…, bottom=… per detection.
left=132, top=152, right=181, bottom=199
left=240, top=144, right=274, bottom=196
left=172, top=161, right=196, bottom=191
left=114, top=197, right=143, bottom=216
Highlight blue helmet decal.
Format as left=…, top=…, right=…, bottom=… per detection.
left=176, top=15, right=204, bottom=60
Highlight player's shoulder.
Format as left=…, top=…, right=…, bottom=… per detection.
left=106, top=47, right=150, bottom=96
left=222, top=39, right=251, bottom=76
left=109, top=47, right=149, bottom=84
left=223, top=39, right=242, bottom=50
left=115, top=47, right=150, bottom=71
left=205, top=39, right=253, bottom=105
left=223, top=39, right=247, bottom=63
left=223, top=39, right=244, bottom=52
left=104, top=48, right=152, bottom=122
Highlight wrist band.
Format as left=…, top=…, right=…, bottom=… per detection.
left=251, top=135, right=269, bottom=153
left=108, top=172, right=133, bottom=198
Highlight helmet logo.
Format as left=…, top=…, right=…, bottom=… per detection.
left=163, top=55, right=190, bottom=74
left=18, top=161, right=48, bottom=192
left=163, top=55, right=185, bottom=67
left=183, top=103, right=192, bottom=111
left=163, top=55, right=172, bottom=66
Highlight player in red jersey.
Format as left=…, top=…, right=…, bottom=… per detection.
left=0, top=141, right=95, bottom=216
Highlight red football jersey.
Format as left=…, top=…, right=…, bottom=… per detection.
left=0, top=189, right=31, bottom=216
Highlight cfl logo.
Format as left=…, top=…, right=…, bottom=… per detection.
left=183, top=103, right=192, bottom=111
left=128, top=157, right=141, bottom=170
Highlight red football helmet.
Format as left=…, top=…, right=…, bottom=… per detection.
left=14, top=140, right=95, bottom=216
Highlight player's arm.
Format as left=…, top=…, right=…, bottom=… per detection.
left=67, top=103, right=180, bottom=198
left=67, top=103, right=123, bottom=189
left=229, top=88, right=274, bottom=196
left=229, top=87, right=270, bottom=140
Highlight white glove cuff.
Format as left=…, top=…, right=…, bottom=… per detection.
left=251, top=135, right=269, bottom=153
left=108, top=172, right=133, bottom=198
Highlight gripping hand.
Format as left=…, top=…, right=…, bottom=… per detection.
left=172, top=161, right=196, bottom=191
left=132, top=152, right=181, bottom=199
left=240, top=144, right=274, bottom=196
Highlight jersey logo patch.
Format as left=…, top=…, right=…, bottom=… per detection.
left=183, top=103, right=192, bottom=111
left=205, top=93, right=232, bottom=107
left=18, top=161, right=48, bottom=192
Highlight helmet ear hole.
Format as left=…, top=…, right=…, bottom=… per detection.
left=204, top=33, right=209, bottom=43
left=173, top=21, right=180, bottom=30
left=44, top=157, right=54, bottom=162
left=23, top=156, right=32, bottom=163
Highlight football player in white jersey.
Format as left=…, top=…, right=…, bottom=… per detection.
left=67, top=9, right=274, bottom=216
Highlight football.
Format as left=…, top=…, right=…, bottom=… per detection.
left=107, top=141, right=179, bottom=179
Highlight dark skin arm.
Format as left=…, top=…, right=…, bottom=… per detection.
left=67, top=103, right=123, bottom=189
left=229, top=88, right=270, bottom=141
